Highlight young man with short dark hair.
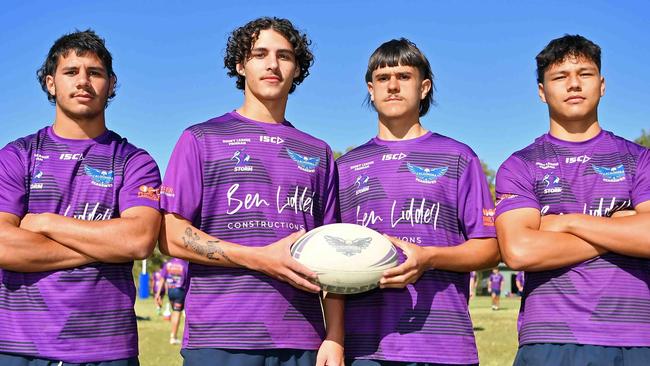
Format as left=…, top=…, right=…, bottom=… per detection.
left=159, top=17, right=343, bottom=366
left=336, top=38, right=499, bottom=366
left=0, top=29, right=162, bottom=365
left=496, top=34, right=650, bottom=365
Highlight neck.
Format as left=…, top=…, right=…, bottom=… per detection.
left=549, top=113, right=601, bottom=142
left=52, top=108, right=107, bottom=139
left=237, top=93, right=288, bottom=124
left=377, top=113, right=427, bottom=141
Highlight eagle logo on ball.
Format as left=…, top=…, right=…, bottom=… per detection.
left=324, top=235, right=372, bottom=257
left=407, top=162, right=448, bottom=184
left=286, top=148, right=320, bottom=173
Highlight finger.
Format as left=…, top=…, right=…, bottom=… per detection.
left=285, top=271, right=321, bottom=293
left=315, top=353, right=325, bottom=366
left=382, top=262, right=412, bottom=278
left=380, top=272, right=413, bottom=287
left=286, top=257, right=317, bottom=279
left=283, top=229, right=306, bottom=246
left=383, top=234, right=408, bottom=249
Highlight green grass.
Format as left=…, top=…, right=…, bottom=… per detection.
left=135, top=295, right=520, bottom=366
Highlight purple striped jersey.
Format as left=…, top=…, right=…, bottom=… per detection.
left=337, top=132, right=496, bottom=364
left=495, top=130, right=650, bottom=347
left=0, top=126, right=161, bottom=362
left=160, top=112, right=338, bottom=350
left=161, top=258, right=188, bottom=290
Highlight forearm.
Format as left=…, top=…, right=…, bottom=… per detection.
left=564, top=213, right=650, bottom=258
left=501, top=228, right=605, bottom=271
left=322, top=294, right=344, bottom=343
left=35, top=213, right=159, bottom=262
left=426, top=238, right=500, bottom=272
left=0, top=224, right=94, bottom=272
left=159, top=219, right=247, bottom=268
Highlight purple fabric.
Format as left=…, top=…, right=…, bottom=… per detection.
left=489, top=273, right=503, bottom=290
left=153, top=270, right=164, bottom=294
left=337, top=132, right=496, bottom=364
left=470, top=271, right=477, bottom=280
left=0, top=126, right=161, bottom=362
left=161, top=258, right=188, bottom=290
left=160, top=112, right=338, bottom=350
left=516, top=271, right=525, bottom=287
left=496, top=130, right=650, bottom=347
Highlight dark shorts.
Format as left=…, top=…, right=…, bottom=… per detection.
left=491, top=289, right=501, bottom=296
left=347, top=359, right=477, bottom=366
left=0, top=353, right=138, bottom=366
left=168, top=287, right=186, bottom=311
left=181, top=348, right=316, bottom=366
left=514, top=343, right=650, bottom=366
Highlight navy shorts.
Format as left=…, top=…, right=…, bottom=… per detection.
left=168, top=287, right=186, bottom=311
left=0, top=353, right=138, bottom=366
left=347, top=359, right=477, bottom=366
left=491, top=289, right=501, bottom=296
left=514, top=343, right=650, bottom=366
left=181, top=348, right=316, bottom=366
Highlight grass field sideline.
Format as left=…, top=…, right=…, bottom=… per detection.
left=135, top=295, right=520, bottom=366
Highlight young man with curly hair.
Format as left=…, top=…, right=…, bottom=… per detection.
left=0, top=30, right=161, bottom=365
left=496, top=34, right=650, bottom=365
left=336, top=38, right=499, bottom=365
left=159, top=17, right=343, bottom=366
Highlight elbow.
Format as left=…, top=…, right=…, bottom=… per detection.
left=499, top=239, right=534, bottom=271
left=130, top=236, right=156, bottom=260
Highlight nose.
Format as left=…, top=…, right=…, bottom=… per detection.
left=387, top=75, right=399, bottom=93
left=76, top=69, right=91, bottom=88
left=567, top=73, right=581, bottom=91
left=266, top=54, right=279, bottom=71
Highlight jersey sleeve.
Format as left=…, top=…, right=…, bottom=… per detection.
left=119, top=150, right=162, bottom=213
left=495, top=155, right=540, bottom=217
left=0, top=142, right=27, bottom=217
left=320, top=145, right=340, bottom=225
left=632, top=148, right=650, bottom=206
left=160, top=130, right=204, bottom=222
left=457, top=154, right=496, bottom=239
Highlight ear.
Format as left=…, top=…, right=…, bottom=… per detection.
left=420, top=79, right=432, bottom=100
left=538, top=82, right=547, bottom=104
left=46, top=75, right=56, bottom=97
left=236, top=63, right=245, bottom=77
left=600, top=76, right=605, bottom=97
left=109, top=76, right=117, bottom=96
left=293, top=65, right=300, bottom=79
left=367, top=81, right=375, bottom=102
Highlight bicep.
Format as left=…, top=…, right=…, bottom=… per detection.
left=495, top=208, right=541, bottom=250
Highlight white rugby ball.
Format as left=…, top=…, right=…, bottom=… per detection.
left=291, top=223, right=398, bottom=294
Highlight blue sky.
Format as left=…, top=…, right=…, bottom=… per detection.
left=2, top=1, right=649, bottom=173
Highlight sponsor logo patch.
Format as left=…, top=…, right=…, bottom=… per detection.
left=138, top=185, right=160, bottom=201
left=382, top=153, right=407, bottom=161
left=495, top=193, right=518, bottom=206
left=566, top=155, right=591, bottom=164
left=406, top=162, right=448, bottom=184
left=286, top=148, right=320, bottom=173
left=482, top=208, right=495, bottom=226
left=30, top=167, right=44, bottom=190
left=259, top=135, right=284, bottom=144
left=542, top=173, right=562, bottom=194
left=593, top=164, right=626, bottom=182
left=535, top=161, right=559, bottom=170
left=160, top=185, right=175, bottom=198
left=84, top=165, right=114, bottom=188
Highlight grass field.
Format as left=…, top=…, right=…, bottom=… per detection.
left=135, top=295, right=520, bottom=366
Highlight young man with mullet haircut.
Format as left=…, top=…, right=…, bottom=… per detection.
left=0, top=30, right=162, bottom=365
left=159, top=17, right=343, bottom=366
left=496, top=34, right=650, bottom=365
left=336, top=38, right=499, bottom=365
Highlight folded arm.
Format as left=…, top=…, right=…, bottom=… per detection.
left=496, top=208, right=606, bottom=271
left=0, top=212, right=95, bottom=272
left=20, top=206, right=161, bottom=262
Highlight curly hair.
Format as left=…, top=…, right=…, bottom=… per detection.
left=536, top=34, right=601, bottom=84
left=224, top=17, right=314, bottom=94
left=37, top=29, right=117, bottom=105
left=365, top=38, right=436, bottom=117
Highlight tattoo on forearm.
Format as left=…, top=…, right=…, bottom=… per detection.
left=182, top=227, right=231, bottom=263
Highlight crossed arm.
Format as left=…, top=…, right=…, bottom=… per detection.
left=0, top=206, right=161, bottom=272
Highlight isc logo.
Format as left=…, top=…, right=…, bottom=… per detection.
left=566, top=155, right=590, bottom=164
left=59, top=153, right=84, bottom=161
left=259, top=136, right=284, bottom=144
left=382, top=153, right=406, bottom=161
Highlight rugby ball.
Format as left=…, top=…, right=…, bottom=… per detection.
left=291, top=223, right=398, bottom=294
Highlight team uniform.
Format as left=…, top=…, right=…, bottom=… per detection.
left=0, top=126, right=161, bottom=364
left=515, top=271, right=525, bottom=296
left=160, top=111, right=338, bottom=364
left=337, top=132, right=496, bottom=365
left=495, top=130, right=650, bottom=364
left=489, top=273, right=503, bottom=296
left=161, top=258, right=188, bottom=311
